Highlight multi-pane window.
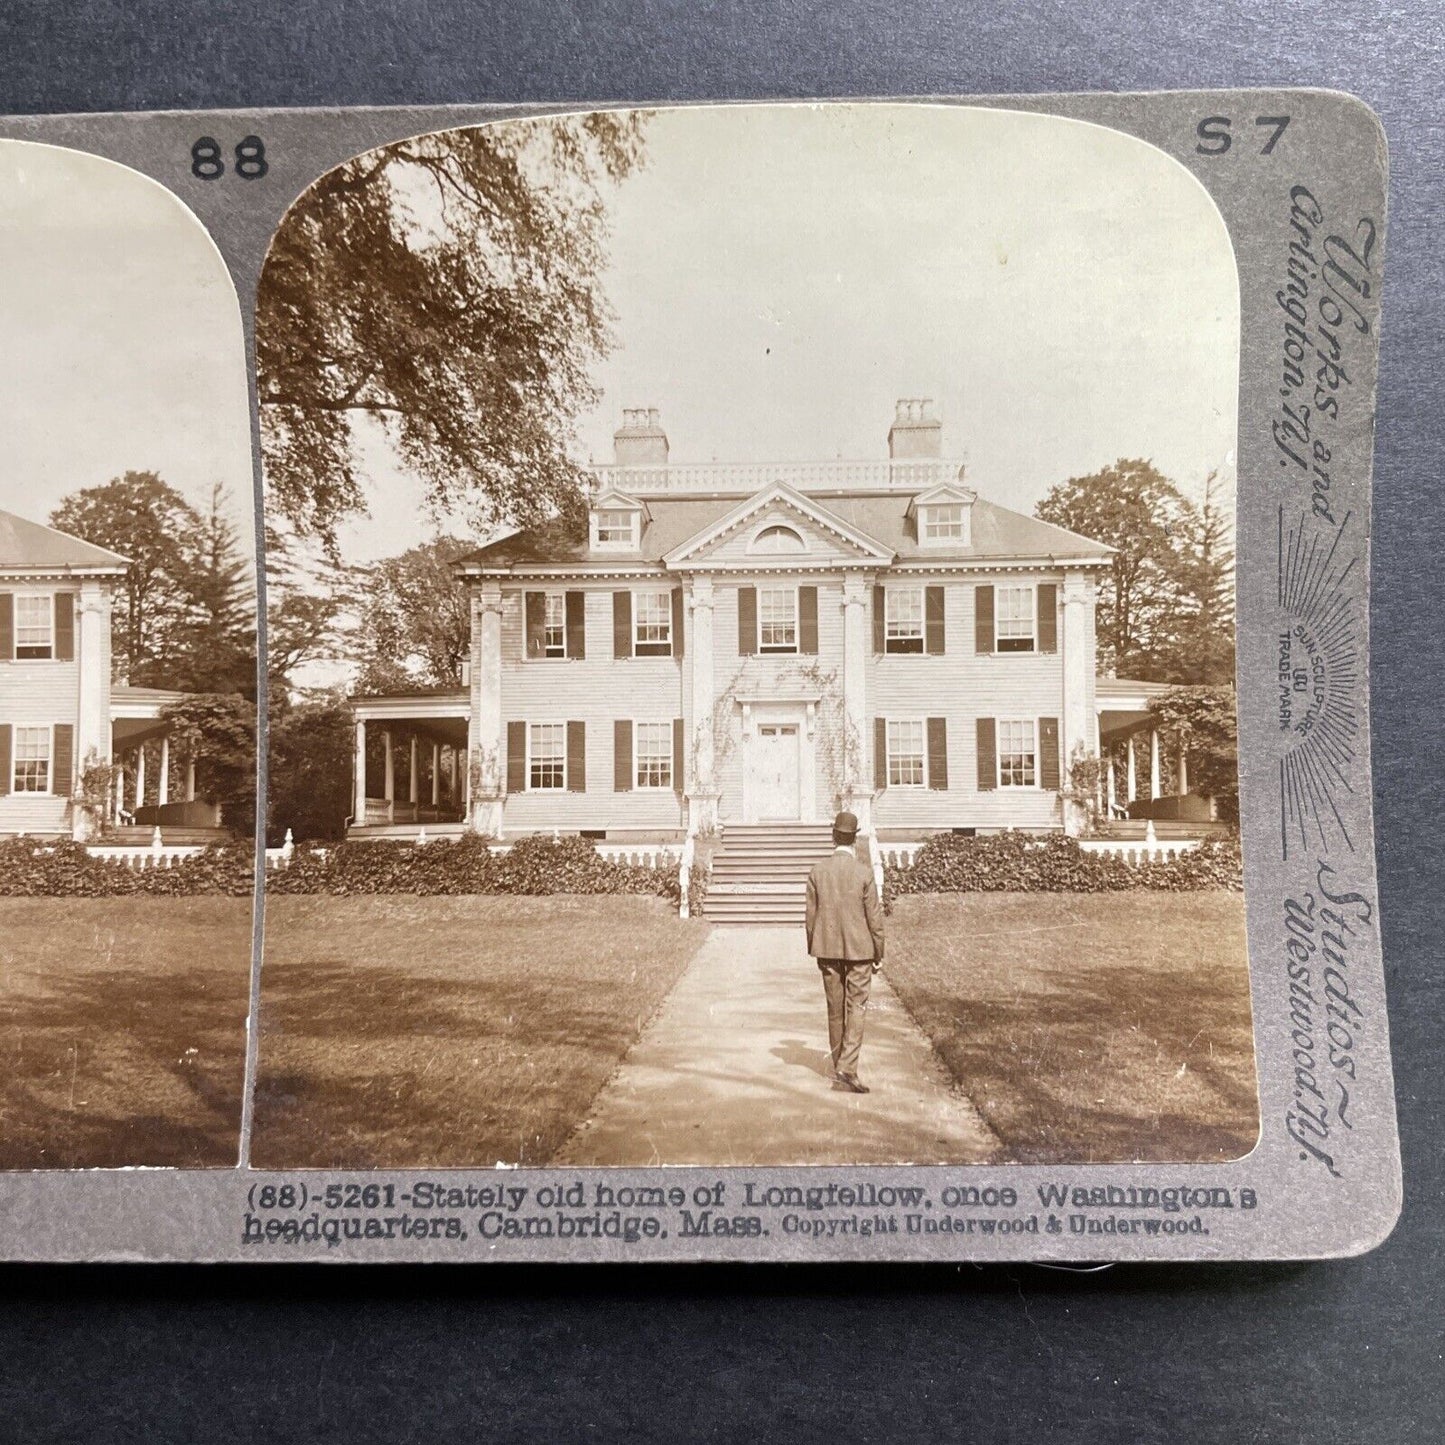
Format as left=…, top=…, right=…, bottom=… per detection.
left=595, top=508, right=637, bottom=546
left=13, top=726, right=50, bottom=792
left=922, top=504, right=967, bottom=542
left=543, top=593, right=566, bottom=658
left=758, top=587, right=797, bottom=654
left=995, top=585, right=1036, bottom=652
left=635, top=721, right=672, bottom=789
left=634, top=589, right=672, bottom=657
left=998, top=719, right=1037, bottom=787
left=15, top=595, right=53, bottom=660
left=529, top=723, right=566, bottom=789
left=885, top=588, right=924, bottom=654
left=887, top=720, right=925, bottom=787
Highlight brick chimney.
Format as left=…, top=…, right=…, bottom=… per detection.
left=887, top=398, right=942, bottom=459
left=613, top=407, right=669, bottom=466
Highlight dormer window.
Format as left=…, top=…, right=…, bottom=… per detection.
left=589, top=490, right=645, bottom=552
left=910, top=482, right=976, bottom=549
left=750, top=524, right=806, bottom=555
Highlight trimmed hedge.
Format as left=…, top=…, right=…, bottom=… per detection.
left=266, top=834, right=690, bottom=904
left=883, top=831, right=1242, bottom=908
left=0, top=838, right=255, bottom=897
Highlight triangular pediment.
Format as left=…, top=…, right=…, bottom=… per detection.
left=663, top=484, right=895, bottom=568
left=905, top=481, right=976, bottom=516
left=590, top=486, right=649, bottom=519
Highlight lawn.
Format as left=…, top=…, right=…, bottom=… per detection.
left=0, top=898, right=253, bottom=1169
left=251, top=894, right=709, bottom=1169
left=884, top=892, right=1259, bottom=1164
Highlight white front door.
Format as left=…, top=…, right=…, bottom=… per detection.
left=754, top=723, right=800, bottom=820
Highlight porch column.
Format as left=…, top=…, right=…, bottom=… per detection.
left=409, top=734, right=419, bottom=805
left=134, top=743, right=146, bottom=810
left=840, top=572, right=872, bottom=829
left=1059, top=571, right=1094, bottom=835
left=686, top=574, right=718, bottom=833
left=353, top=718, right=367, bottom=822
left=73, top=583, right=112, bottom=839
left=158, top=734, right=170, bottom=805
left=1126, top=734, right=1137, bottom=803
left=1149, top=728, right=1161, bottom=800
left=468, top=580, right=505, bottom=834
left=383, top=729, right=395, bottom=802
left=431, top=741, right=441, bottom=806
left=1178, top=734, right=1190, bottom=796
left=1106, top=752, right=1117, bottom=815
left=186, top=757, right=196, bottom=802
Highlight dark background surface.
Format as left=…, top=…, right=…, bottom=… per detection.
left=0, top=2, right=1441, bottom=1440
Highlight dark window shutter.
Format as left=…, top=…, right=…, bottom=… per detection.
left=974, top=585, right=995, bottom=654
left=0, top=593, right=12, bottom=661
left=927, top=717, right=949, bottom=790
left=925, top=585, right=946, bottom=655
left=54, top=593, right=76, bottom=661
left=1037, top=583, right=1058, bottom=653
left=506, top=720, right=526, bottom=792
left=737, top=586, right=757, bottom=655
left=874, top=716, right=888, bottom=791
left=613, top=719, right=632, bottom=791
left=565, top=591, right=586, bottom=659
left=567, top=720, right=586, bottom=791
left=612, top=591, right=632, bottom=659
left=53, top=723, right=74, bottom=797
left=1039, top=717, right=1061, bottom=790
left=671, top=588, right=685, bottom=658
left=798, top=585, right=819, bottom=654
left=524, top=592, right=546, bottom=658
left=672, top=717, right=685, bottom=793
left=872, top=586, right=886, bottom=653
left=976, top=717, right=997, bottom=790
left=0, top=723, right=10, bottom=794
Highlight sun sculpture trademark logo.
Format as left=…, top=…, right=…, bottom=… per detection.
left=1276, top=506, right=1362, bottom=859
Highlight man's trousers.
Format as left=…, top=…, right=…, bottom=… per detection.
left=816, top=958, right=875, bottom=1078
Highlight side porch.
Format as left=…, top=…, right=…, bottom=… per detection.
left=348, top=692, right=470, bottom=838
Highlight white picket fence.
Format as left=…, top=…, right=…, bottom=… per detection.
left=875, top=835, right=1200, bottom=872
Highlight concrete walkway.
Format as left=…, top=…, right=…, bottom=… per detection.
left=555, top=926, right=1001, bottom=1167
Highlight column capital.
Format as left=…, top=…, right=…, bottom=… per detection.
left=686, top=574, right=715, bottom=610
left=842, top=572, right=872, bottom=606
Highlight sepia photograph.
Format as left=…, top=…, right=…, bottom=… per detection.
left=251, top=102, right=1257, bottom=1171
left=0, top=140, right=257, bottom=1168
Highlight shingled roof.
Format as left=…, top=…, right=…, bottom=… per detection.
left=453, top=490, right=1112, bottom=572
left=0, top=509, right=131, bottom=571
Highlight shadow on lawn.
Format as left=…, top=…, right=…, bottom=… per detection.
left=251, top=960, right=679, bottom=1170
left=891, top=962, right=1260, bottom=1165
left=0, top=967, right=247, bottom=1170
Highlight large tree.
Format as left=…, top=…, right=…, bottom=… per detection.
left=258, top=113, right=647, bottom=554
left=1169, top=468, right=1236, bottom=686
left=1035, top=459, right=1195, bottom=678
left=354, top=536, right=472, bottom=693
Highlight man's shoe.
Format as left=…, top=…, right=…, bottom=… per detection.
left=838, top=1074, right=870, bottom=1094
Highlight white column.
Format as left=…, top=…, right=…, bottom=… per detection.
left=409, top=735, right=419, bottom=805
left=134, top=743, right=146, bottom=810
left=158, top=735, right=170, bottom=805
left=1059, top=571, right=1093, bottom=835
left=73, top=582, right=113, bottom=839
left=383, top=729, right=395, bottom=802
left=1178, top=735, right=1190, bottom=796
left=353, top=718, right=367, bottom=822
left=841, top=573, right=872, bottom=829
left=687, top=575, right=718, bottom=832
left=186, top=757, right=196, bottom=802
left=468, top=581, right=505, bottom=833
left=1106, top=753, right=1117, bottom=814
left=1126, top=734, right=1137, bottom=803
left=1150, top=728, right=1161, bottom=800
left=431, top=741, right=441, bottom=807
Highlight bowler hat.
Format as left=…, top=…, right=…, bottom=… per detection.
left=833, top=810, right=859, bottom=840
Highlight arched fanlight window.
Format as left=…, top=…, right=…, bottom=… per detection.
left=750, top=524, right=806, bottom=554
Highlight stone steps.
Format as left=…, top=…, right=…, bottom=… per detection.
left=704, top=823, right=836, bottom=926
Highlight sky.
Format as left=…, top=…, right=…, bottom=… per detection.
left=335, top=102, right=1238, bottom=564
left=0, top=139, right=255, bottom=556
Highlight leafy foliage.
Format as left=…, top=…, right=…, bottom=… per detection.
left=354, top=536, right=473, bottom=692
left=884, top=831, right=1242, bottom=908
left=159, top=693, right=257, bottom=835
left=0, top=838, right=254, bottom=897
left=257, top=114, right=648, bottom=553
left=1146, top=686, right=1240, bottom=823
left=266, top=699, right=356, bottom=845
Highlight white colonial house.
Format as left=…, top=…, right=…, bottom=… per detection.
left=347, top=401, right=1200, bottom=902
left=0, top=508, right=222, bottom=843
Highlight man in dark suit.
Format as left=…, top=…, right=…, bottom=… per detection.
left=805, top=810, right=885, bottom=1094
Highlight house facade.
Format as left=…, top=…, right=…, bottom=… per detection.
left=349, top=402, right=1167, bottom=844
left=0, top=509, right=215, bottom=841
